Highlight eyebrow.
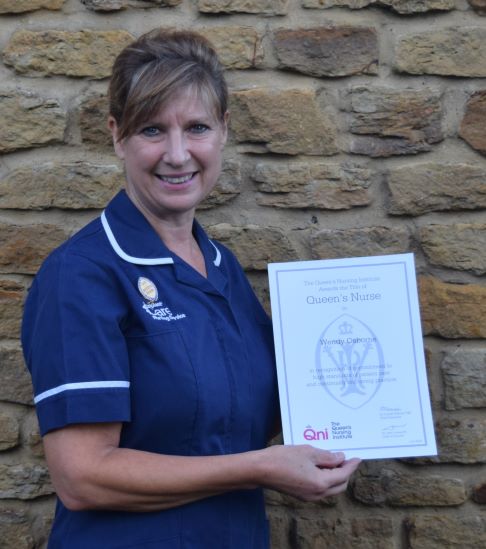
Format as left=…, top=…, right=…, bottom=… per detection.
left=142, top=114, right=215, bottom=128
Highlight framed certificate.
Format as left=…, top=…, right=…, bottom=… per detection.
left=268, top=253, right=437, bottom=460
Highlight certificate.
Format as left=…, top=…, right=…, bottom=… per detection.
left=268, top=253, right=437, bottom=460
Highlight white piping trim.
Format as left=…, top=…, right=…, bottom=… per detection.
left=34, top=381, right=130, bottom=404
left=209, top=240, right=221, bottom=267
left=101, top=211, right=174, bottom=266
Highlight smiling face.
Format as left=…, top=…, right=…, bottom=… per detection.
left=110, top=88, right=228, bottom=226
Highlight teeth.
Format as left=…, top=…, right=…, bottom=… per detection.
left=158, top=173, right=193, bottom=184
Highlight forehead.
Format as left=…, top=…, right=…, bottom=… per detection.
left=146, top=86, right=221, bottom=124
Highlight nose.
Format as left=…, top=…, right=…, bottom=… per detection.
left=163, top=130, right=190, bottom=167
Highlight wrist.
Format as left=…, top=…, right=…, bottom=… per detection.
left=245, top=447, right=271, bottom=489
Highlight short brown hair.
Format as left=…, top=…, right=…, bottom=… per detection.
left=108, top=29, right=228, bottom=140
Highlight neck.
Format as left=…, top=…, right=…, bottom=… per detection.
left=151, top=217, right=208, bottom=279
left=127, top=194, right=207, bottom=278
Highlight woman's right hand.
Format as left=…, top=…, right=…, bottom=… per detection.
left=43, top=423, right=360, bottom=512
left=254, top=444, right=361, bottom=502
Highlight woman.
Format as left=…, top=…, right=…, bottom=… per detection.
left=22, top=29, right=360, bottom=548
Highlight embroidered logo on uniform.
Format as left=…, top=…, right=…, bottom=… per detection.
left=138, top=277, right=158, bottom=302
left=137, top=277, right=186, bottom=322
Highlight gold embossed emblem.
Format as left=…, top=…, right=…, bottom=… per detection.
left=137, top=277, right=158, bottom=302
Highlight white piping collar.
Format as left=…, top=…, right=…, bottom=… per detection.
left=101, top=210, right=222, bottom=267
left=101, top=211, right=174, bottom=265
left=209, top=239, right=221, bottom=267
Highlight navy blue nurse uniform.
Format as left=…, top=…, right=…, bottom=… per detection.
left=22, top=190, right=279, bottom=549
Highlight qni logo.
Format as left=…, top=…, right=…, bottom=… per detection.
left=315, top=313, right=385, bottom=409
left=303, top=426, right=329, bottom=441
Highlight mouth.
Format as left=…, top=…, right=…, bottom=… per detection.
left=155, top=172, right=196, bottom=184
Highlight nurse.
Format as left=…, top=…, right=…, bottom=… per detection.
left=22, top=29, right=360, bottom=548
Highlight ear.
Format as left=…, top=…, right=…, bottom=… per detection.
left=108, top=116, right=125, bottom=160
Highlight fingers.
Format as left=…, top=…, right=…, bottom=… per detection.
left=314, top=449, right=346, bottom=469
left=259, top=445, right=361, bottom=502
left=319, top=480, right=349, bottom=498
left=313, top=447, right=361, bottom=469
left=309, top=447, right=361, bottom=471
left=328, top=458, right=361, bottom=482
left=309, top=456, right=362, bottom=500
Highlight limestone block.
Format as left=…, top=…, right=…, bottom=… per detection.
left=0, top=90, right=66, bottom=153
left=395, top=28, right=486, bottom=77
left=419, top=223, right=486, bottom=275
left=29, top=504, right=56, bottom=549
left=0, top=281, right=24, bottom=339
left=82, top=0, right=125, bottom=8
left=0, top=411, right=20, bottom=451
left=0, top=463, right=53, bottom=500
left=0, top=508, right=34, bottom=549
left=385, top=0, right=454, bottom=10
left=442, top=348, right=486, bottom=410
left=267, top=511, right=291, bottom=549
left=199, top=159, right=241, bottom=209
left=230, top=88, right=338, bottom=155
left=310, top=226, right=411, bottom=259
left=81, top=0, right=180, bottom=10
left=3, top=30, right=134, bottom=79
left=468, top=0, right=486, bottom=13
left=293, top=515, right=395, bottom=549
left=201, top=27, right=263, bottom=69
left=407, top=515, right=486, bottom=548
left=207, top=224, right=297, bottom=269
left=245, top=272, right=271, bottom=314
left=303, top=0, right=373, bottom=7
left=22, top=410, right=44, bottom=458
left=265, top=487, right=336, bottom=508
left=0, top=162, right=123, bottom=210
left=0, top=344, right=33, bottom=405
left=419, top=276, right=486, bottom=338
left=303, top=0, right=454, bottom=13
left=459, top=90, right=486, bottom=156
left=0, top=222, right=68, bottom=274
left=387, top=163, right=486, bottom=215
left=78, top=93, right=111, bottom=148
left=472, top=483, right=486, bottom=503
left=252, top=161, right=373, bottom=209
left=30, top=502, right=55, bottom=548
left=198, top=0, right=288, bottom=14
left=273, top=27, right=378, bottom=77
left=352, top=466, right=466, bottom=506
left=435, top=417, right=486, bottom=463
left=346, top=86, right=443, bottom=157
left=0, top=0, right=64, bottom=13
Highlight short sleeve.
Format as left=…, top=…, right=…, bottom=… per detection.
left=22, top=251, right=131, bottom=436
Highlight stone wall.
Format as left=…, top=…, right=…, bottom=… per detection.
left=0, top=0, right=485, bottom=547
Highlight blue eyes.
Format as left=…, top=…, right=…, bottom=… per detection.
left=141, top=127, right=160, bottom=137
left=191, top=124, right=210, bottom=134
left=140, top=124, right=210, bottom=137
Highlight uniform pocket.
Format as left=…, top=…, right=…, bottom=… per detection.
left=122, top=329, right=198, bottom=454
